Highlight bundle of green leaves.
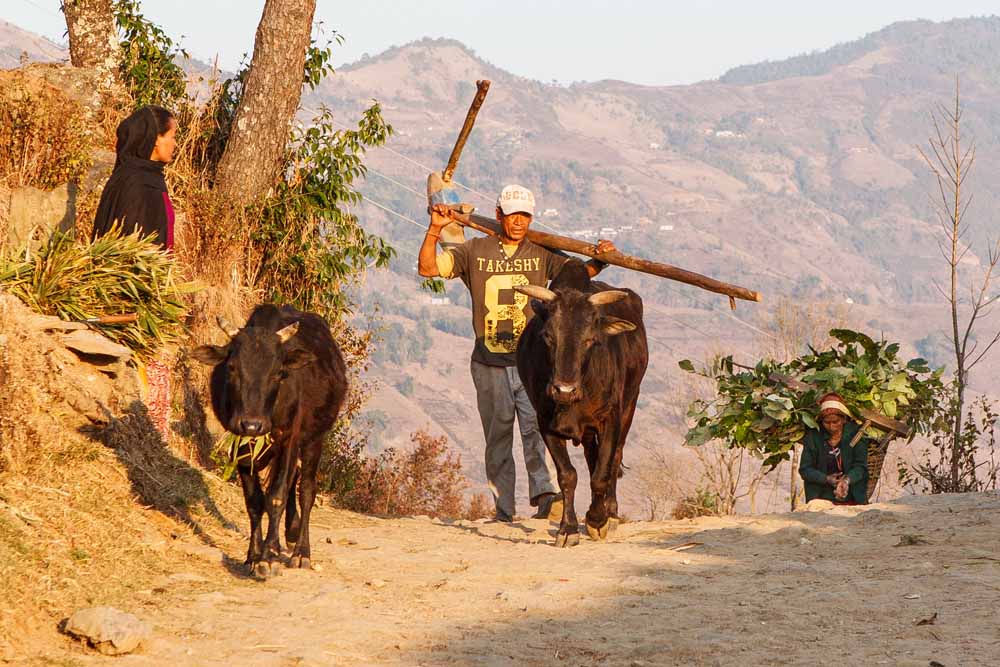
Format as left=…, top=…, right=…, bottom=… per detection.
left=0, top=227, right=191, bottom=358
left=211, top=432, right=273, bottom=481
left=680, top=329, right=945, bottom=467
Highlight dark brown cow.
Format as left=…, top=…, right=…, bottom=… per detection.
left=193, top=304, right=346, bottom=577
left=515, top=261, right=647, bottom=547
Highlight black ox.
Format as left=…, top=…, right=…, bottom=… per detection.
left=193, top=304, right=347, bottom=577
left=516, top=262, right=647, bottom=547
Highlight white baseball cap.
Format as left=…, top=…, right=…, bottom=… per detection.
left=496, top=184, right=535, bottom=216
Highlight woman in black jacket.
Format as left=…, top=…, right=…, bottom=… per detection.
left=92, top=105, right=177, bottom=249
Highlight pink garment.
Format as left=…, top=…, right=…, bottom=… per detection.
left=162, top=191, right=175, bottom=251
left=145, top=357, right=172, bottom=441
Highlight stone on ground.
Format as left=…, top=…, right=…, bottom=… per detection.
left=62, top=606, right=151, bottom=656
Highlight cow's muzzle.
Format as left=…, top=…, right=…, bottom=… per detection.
left=235, top=417, right=270, bottom=436
left=548, top=381, right=581, bottom=404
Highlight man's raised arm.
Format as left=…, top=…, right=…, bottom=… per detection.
left=417, top=204, right=454, bottom=277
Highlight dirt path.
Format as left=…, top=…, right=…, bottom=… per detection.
left=47, top=492, right=1000, bottom=666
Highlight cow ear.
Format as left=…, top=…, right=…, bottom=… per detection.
left=530, top=298, right=551, bottom=318
left=191, top=344, right=228, bottom=366
left=283, top=348, right=316, bottom=370
left=601, top=317, right=636, bottom=336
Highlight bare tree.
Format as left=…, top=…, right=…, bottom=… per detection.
left=213, top=0, right=316, bottom=206
left=666, top=358, right=773, bottom=517
left=634, top=443, right=689, bottom=520
left=918, top=80, right=1000, bottom=491
left=691, top=443, right=768, bottom=515
left=61, top=0, right=121, bottom=92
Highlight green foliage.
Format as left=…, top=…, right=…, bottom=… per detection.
left=114, top=0, right=189, bottom=109
left=303, top=30, right=340, bottom=90
left=681, top=329, right=945, bottom=468
left=0, top=226, right=191, bottom=358
left=671, top=488, right=720, bottom=520
left=248, top=104, right=394, bottom=318
left=211, top=433, right=273, bottom=481
left=421, top=277, right=446, bottom=294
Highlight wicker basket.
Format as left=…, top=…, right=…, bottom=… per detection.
left=865, top=435, right=894, bottom=501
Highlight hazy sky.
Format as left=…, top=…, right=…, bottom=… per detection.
left=5, top=0, right=999, bottom=85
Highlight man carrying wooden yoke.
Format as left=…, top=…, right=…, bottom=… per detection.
left=418, top=183, right=616, bottom=522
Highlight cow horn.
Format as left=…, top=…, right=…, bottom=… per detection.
left=276, top=321, right=300, bottom=343
left=588, top=290, right=629, bottom=306
left=216, top=315, right=239, bottom=338
left=513, top=285, right=558, bottom=302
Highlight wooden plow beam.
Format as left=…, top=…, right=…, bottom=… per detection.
left=434, top=79, right=762, bottom=309
left=450, top=211, right=762, bottom=307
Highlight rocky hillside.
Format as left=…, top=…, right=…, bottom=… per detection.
left=0, top=19, right=64, bottom=68
left=5, top=17, right=999, bottom=514
left=328, top=19, right=1000, bottom=305
left=309, top=18, right=1000, bottom=510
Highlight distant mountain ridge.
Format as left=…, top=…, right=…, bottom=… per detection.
left=0, top=19, right=66, bottom=69
left=315, top=15, right=1000, bottom=482
left=721, top=16, right=1000, bottom=85
left=6, top=16, right=1000, bottom=510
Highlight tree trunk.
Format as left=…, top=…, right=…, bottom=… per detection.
left=62, top=0, right=121, bottom=92
left=213, top=0, right=316, bottom=207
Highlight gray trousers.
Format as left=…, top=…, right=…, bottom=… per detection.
left=470, top=360, right=558, bottom=518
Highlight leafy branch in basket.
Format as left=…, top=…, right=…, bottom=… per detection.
left=680, top=329, right=945, bottom=468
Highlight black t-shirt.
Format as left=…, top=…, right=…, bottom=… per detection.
left=445, top=236, right=568, bottom=366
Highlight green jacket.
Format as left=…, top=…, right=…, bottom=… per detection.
left=798, top=421, right=869, bottom=504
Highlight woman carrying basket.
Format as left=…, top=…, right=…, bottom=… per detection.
left=798, top=393, right=870, bottom=505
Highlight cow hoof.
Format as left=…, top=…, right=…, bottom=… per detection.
left=554, top=532, right=580, bottom=548
left=586, top=518, right=618, bottom=541
left=288, top=555, right=311, bottom=569
left=252, top=560, right=283, bottom=579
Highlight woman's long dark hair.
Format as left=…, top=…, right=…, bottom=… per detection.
left=146, top=105, right=175, bottom=136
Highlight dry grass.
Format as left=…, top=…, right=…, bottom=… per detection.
left=0, top=69, right=93, bottom=191
left=0, top=293, right=246, bottom=656
left=0, top=61, right=406, bottom=658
